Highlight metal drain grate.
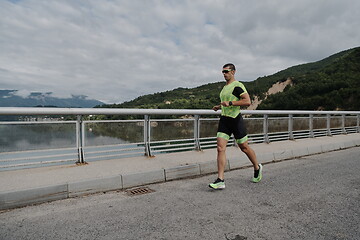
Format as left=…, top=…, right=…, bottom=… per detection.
left=126, top=187, right=155, bottom=196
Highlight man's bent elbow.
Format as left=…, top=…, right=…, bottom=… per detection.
left=243, top=100, right=251, bottom=106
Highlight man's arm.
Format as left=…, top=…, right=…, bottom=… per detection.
left=220, top=93, right=251, bottom=107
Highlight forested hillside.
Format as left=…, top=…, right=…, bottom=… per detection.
left=256, top=47, right=360, bottom=110
left=98, top=47, right=360, bottom=113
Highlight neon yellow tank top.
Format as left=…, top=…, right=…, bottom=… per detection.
left=220, top=81, right=247, bottom=118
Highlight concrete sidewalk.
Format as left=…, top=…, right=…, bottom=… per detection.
left=1, top=133, right=360, bottom=210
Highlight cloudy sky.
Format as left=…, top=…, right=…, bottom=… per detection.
left=1, top=0, right=359, bottom=104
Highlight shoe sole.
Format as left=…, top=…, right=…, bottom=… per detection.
left=209, top=184, right=225, bottom=190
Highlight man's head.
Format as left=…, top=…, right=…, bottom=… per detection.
left=223, top=63, right=236, bottom=71
left=222, top=63, right=236, bottom=81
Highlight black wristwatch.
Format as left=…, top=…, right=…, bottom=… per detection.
left=229, top=101, right=233, bottom=106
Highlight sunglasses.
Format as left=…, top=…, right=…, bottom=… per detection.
left=222, top=69, right=233, bottom=73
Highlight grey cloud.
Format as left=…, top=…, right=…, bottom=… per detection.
left=0, top=0, right=359, bottom=103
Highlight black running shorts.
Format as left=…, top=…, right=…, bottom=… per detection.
left=217, top=114, right=248, bottom=144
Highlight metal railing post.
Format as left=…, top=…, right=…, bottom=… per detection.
left=327, top=114, right=332, bottom=136
left=309, top=114, right=314, bottom=138
left=144, top=115, right=152, bottom=157
left=341, top=114, right=346, bottom=134
left=263, top=114, right=269, bottom=143
left=76, top=115, right=85, bottom=163
left=288, top=114, right=294, bottom=140
left=194, top=115, right=201, bottom=151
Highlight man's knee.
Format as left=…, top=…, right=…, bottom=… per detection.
left=217, top=144, right=227, bottom=153
left=217, top=138, right=227, bottom=153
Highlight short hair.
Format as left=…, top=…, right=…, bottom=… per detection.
left=223, top=63, right=236, bottom=71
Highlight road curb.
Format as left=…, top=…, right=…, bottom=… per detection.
left=68, top=175, right=122, bottom=198
left=0, top=184, right=68, bottom=210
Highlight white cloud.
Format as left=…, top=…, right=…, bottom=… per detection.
left=11, top=89, right=32, bottom=98
left=0, top=0, right=359, bottom=104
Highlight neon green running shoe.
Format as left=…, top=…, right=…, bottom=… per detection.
left=252, top=164, right=263, bottom=183
left=209, top=178, right=225, bottom=190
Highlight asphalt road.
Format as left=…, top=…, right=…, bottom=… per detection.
left=1, top=147, right=359, bottom=240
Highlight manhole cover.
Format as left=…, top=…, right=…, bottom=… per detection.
left=225, top=234, right=247, bottom=240
left=125, top=186, right=155, bottom=196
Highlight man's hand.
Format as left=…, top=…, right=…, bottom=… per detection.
left=212, top=105, right=221, bottom=111
left=220, top=101, right=231, bottom=107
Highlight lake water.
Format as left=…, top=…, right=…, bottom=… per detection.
left=0, top=123, right=134, bottom=170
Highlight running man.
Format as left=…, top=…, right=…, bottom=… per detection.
left=209, top=63, right=262, bottom=189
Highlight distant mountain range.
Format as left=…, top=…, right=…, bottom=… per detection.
left=0, top=90, right=104, bottom=108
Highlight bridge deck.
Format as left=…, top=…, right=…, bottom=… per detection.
left=1, top=133, right=359, bottom=210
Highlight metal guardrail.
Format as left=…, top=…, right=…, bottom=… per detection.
left=0, top=107, right=359, bottom=170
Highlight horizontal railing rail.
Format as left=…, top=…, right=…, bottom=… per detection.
left=1, top=107, right=359, bottom=170
left=1, top=107, right=360, bottom=116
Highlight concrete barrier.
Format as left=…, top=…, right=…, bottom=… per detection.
left=68, top=175, right=122, bottom=198
left=165, top=164, right=201, bottom=181
left=307, top=145, right=323, bottom=155
left=256, top=152, right=275, bottom=163
left=292, top=147, right=310, bottom=158
left=122, top=170, right=165, bottom=189
left=273, top=149, right=294, bottom=161
left=0, top=184, right=68, bottom=210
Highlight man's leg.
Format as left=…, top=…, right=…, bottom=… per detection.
left=209, top=137, right=228, bottom=189
left=217, top=137, right=228, bottom=180
left=238, top=141, right=259, bottom=170
left=238, top=141, right=263, bottom=182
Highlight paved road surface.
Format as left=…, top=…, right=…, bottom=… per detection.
left=1, top=147, right=359, bottom=240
